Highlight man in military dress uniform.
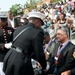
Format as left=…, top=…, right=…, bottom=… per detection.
left=0, top=16, right=14, bottom=62
left=3, top=12, right=47, bottom=75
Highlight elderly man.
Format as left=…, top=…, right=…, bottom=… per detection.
left=47, top=28, right=75, bottom=75
left=3, top=12, right=47, bottom=75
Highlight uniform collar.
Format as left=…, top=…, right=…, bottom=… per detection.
left=27, top=23, right=35, bottom=28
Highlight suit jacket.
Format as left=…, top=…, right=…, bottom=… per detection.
left=8, top=17, right=21, bottom=29
left=47, top=41, right=75, bottom=75
left=47, top=39, right=57, bottom=55
left=71, top=68, right=75, bottom=75
left=3, top=23, right=46, bottom=75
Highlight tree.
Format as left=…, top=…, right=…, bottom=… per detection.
left=24, top=0, right=37, bottom=11
left=10, top=4, right=24, bottom=16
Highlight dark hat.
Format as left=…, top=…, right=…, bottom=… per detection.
left=0, top=16, right=7, bottom=21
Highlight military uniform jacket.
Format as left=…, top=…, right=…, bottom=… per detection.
left=0, top=27, right=14, bottom=62
left=71, top=68, right=75, bottom=75
left=3, top=23, right=46, bottom=75
left=48, top=41, right=75, bottom=75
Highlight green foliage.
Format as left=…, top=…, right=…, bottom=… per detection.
left=10, top=4, right=24, bottom=16
left=9, top=0, right=60, bottom=16
left=51, top=0, right=60, bottom=2
left=54, top=0, right=60, bottom=2
left=24, top=0, right=37, bottom=11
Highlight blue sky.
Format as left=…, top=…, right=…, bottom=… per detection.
left=0, top=0, right=27, bottom=11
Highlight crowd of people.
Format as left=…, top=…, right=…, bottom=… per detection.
left=40, top=0, right=75, bottom=40
left=0, top=0, right=75, bottom=75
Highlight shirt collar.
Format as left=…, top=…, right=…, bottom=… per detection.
left=60, top=40, right=69, bottom=46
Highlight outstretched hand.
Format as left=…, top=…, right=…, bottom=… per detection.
left=61, top=70, right=71, bottom=75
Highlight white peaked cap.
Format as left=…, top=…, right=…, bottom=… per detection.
left=28, top=12, right=45, bottom=20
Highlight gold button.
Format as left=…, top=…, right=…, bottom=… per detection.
left=5, top=41, right=7, bottom=43
left=3, top=29, right=4, bottom=30
left=4, top=33, right=6, bottom=36
left=3, top=31, right=5, bottom=32
left=5, top=39, right=7, bottom=41
left=4, top=36, right=6, bottom=38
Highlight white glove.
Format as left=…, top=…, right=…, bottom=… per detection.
left=0, top=62, right=5, bottom=75
left=5, top=42, right=12, bottom=49
left=46, top=62, right=50, bottom=71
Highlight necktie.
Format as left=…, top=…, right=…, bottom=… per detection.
left=54, top=44, right=63, bottom=73
left=60, top=44, right=63, bottom=49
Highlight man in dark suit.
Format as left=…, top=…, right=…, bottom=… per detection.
left=7, top=11, right=21, bottom=29
left=3, top=12, right=47, bottom=75
left=47, top=27, right=75, bottom=75
left=61, top=51, right=75, bottom=75
left=44, top=32, right=56, bottom=60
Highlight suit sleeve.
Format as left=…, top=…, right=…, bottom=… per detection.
left=32, top=30, right=47, bottom=70
left=71, top=68, right=75, bottom=75
left=56, top=46, right=75, bottom=75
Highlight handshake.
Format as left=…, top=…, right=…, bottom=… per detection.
left=5, top=42, right=12, bottom=49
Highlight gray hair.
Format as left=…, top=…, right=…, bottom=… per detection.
left=56, top=27, right=69, bottom=37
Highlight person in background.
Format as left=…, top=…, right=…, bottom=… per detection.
left=72, top=12, right=75, bottom=32
left=49, top=21, right=56, bottom=39
left=0, top=16, right=14, bottom=62
left=7, top=11, right=21, bottom=29
left=3, top=12, right=47, bottom=75
left=58, top=13, right=67, bottom=28
left=44, top=32, right=56, bottom=60
left=20, top=16, right=29, bottom=26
